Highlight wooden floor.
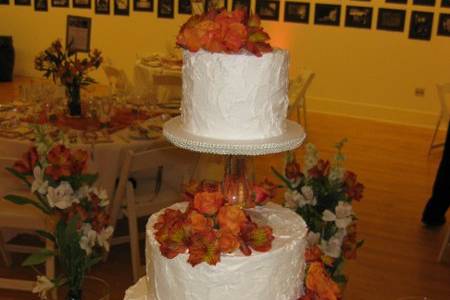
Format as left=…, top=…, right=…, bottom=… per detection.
left=0, top=79, right=450, bottom=299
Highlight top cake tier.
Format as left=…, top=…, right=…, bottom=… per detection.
left=181, top=49, right=289, bottom=140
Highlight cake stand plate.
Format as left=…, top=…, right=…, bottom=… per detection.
left=163, top=116, right=306, bottom=155
left=124, top=277, right=155, bottom=300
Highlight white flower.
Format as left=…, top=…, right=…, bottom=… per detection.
left=79, top=223, right=97, bottom=256
left=306, top=231, right=321, bottom=247
left=47, top=181, right=77, bottom=209
left=322, top=201, right=353, bottom=229
left=298, top=186, right=317, bottom=207
left=89, top=186, right=109, bottom=207
left=320, top=236, right=342, bottom=258
left=97, top=226, right=114, bottom=252
left=76, top=185, right=90, bottom=200
left=32, top=275, right=54, bottom=299
left=304, top=143, right=319, bottom=174
left=31, top=166, right=48, bottom=195
left=284, top=190, right=302, bottom=209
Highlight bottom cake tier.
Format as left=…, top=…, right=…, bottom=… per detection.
left=145, top=202, right=308, bottom=300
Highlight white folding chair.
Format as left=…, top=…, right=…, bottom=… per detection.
left=102, top=65, right=134, bottom=96
left=288, top=70, right=315, bottom=132
left=152, top=73, right=182, bottom=103
left=429, top=83, right=450, bottom=155
left=438, top=225, right=450, bottom=263
left=109, top=146, right=199, bottom=282
left=0, top=157, right=55, bottom=292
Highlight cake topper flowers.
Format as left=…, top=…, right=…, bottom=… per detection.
left=176, top=8, right=272, bottom=57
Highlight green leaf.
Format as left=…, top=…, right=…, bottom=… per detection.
left=3, top=195, right=48, bottom=213
left=85, top=255, right=103, bottom=270
left=356, top=239, right=364, bottom=248
left=36, top=230, right=56, bottom=243
left=332, top=274, right=348, bottom=284
left=271, top=167, right=294, bottom=190
left=5, top=167, right=31, bottom=188
left=22, top=249, right=55, bottom=266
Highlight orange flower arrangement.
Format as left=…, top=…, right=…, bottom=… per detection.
left=154, top=181, right=276, bottom=266
left=176, top=8, right=272, bottom=57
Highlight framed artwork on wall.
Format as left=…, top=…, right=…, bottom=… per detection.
left=284, top=2, right=309, bottom=24
left=158, top=0, right=174, bottom=18
left=35, top=0, right=48, bottom=10
left=409, top=11, right=433, bottom=40
left=232, top=0, right=250, bottom=16
left=0, top=0, right=9, bottom=5
left=377, top=8, right=405, bottom=31
left=178, top=0, right=192, bottom=14
left=314, top=4, right=341, bottom=26
left=204, top=0, right=227, bottom=12
left=66, top=15, right=91, bottom=53
left=95, top=0, right=110, bottom=14
left=441, top=0, right=450, bottom=6
left=345, top=6, right=372, bottom=29
left=413, top=0, right=435, bottom=6
left=114, top=0, right=130, bottom=15
left=15, top=0, right=31, bottom=5
left=255, top=0, right=280, bottom=21
left=386, top=0, right=407, bottom=4
left=73, top=0, right=91, bottom=8
left=52, top=0, right=69, bottom=7
left=134, top=0, right=152, bottom=11
left=437, top=13, right=450, bottom=36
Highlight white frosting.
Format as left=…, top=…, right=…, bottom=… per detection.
left=181, top=50, right=290, bottom=140
left=145, top=202, right=307, bottom=300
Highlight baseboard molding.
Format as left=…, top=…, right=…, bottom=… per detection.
left=307, top=96, right=442, bottom=129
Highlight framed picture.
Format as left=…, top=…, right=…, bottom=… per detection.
left=314, top=4, right=341, bottom=26
left=66, top=15, right=91, bottom=53
left=178, top=0, right=191, bottom=14
left=73, top=0, right=91, bottom=8
left=95, top=0, right=109, bottom=13
left=158, top=0, right=174, bottom=18
left=232, top=0, right=250, bottom=16
left=52, top=0, right=68, bottom=7
left=15, top=0, right=31, bottom=5
left=437, top=13, right=450, bottom=36
left=386, top=0, right=407, bottom=4
left=413, top=0, right=435, bottom=5
left=35, top=0, right=48, bottom=10
left=443, top=0, right=450, bottom=7
left=409, top=11, right=433, bottom=40
left=377, top=8, right=405, bottom=31
left=284, top=2, right=309, bottom=23
left=345, top=6, right=372, bottom=29
left=0, top=0, right=9, bottom=5
left=114, top=0, right=129, bottom=15
left=205, top=0, right=227, bottom=11
left=134, top=0, right=152, bottom=11
left=255, top=0, right=280, bottom=21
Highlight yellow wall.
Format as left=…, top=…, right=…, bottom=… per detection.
left=1, top=1, right=449, bottom=127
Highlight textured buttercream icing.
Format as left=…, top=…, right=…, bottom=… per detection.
left=181, top=50, right=290, bottom=140
left=145, top=202, right=307, bottom=300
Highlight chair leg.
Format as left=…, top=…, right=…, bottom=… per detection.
left=0, top=230, right=12, bottom=267
left=428, top=115, right=443, bottom=155
left=438, top=226, right=450, bottom=262
left=126, top=182, right=141, bottom=283
left=302, top=97, right=308, bottom=134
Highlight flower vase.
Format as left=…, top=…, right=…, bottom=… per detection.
left=67, top=289, right=82, bottom=300
left=223, top=156, right=251, bottom=208
left=66, top=85, right=82, bottom=117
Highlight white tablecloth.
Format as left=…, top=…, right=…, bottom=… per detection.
left=124, top=276, right=154, bottom=300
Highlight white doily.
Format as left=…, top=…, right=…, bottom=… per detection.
left=163, top=117, right=306, bottom=156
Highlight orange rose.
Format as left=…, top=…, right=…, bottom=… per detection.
left=13, top=147, right=38, bottom=174
left=187, top=210, right=213, bottom=233
left=305, top=246, right=323, bottom=263
left=193, top=191, right=224, bottom=216
left=218, top=229, right=240, bottom=253
left=217, top=205, right=247, bottom=235
left=224, top=22, right=247, bottom=52
left=45, top=144, right=72, bottom=180
left=305, top=262, right=341, bottom=300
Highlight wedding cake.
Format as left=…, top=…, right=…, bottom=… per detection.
left=181, top=49, right=289, bottom=140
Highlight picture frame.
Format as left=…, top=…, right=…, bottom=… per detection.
left=114, top=0, right=130, bottom=15
left=284, top=2, right=310, bottom=24
left=232, top=0, right=250, bottom=16
left=204, top=0, right=227, bottom=12
left=345, top=6, right=372, bottom=29
left=255, top=0, right=280, bottom=21
left=442, top=0, right=450, bottom=7
left=95, top=0, right=110, bottom=14
left=437, top=13, right=450, bottom=36
left=386, top=0, right=407, bottom=4
left=51, top=0, right=69, bottom=7
left=178, top=0, right=191, bottom=14
left=409, top=11, right=433, bottom=40
left=314, top=4, right=341, bottom=26
left=14, top=0, right=31, bottom=5
left=73, top=0, right=91, bottom=8
left=0, top=0, right=10, bottom=5
left=158, top=0, right=174, bottom=18
left=134, top=0, right=152, bottom=11
left=377, top=8, right=406, bottom=32
left=413, top=0, right=435, bottom=6
left=35, top=0, right=48, bottom=10
left=66, top=15, right=92, bottom=53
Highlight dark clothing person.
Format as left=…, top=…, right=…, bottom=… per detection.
left=422, top=121, right=450, bottom=226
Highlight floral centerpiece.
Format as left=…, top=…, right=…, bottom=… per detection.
left=273, top=141, right=364, bottom=300
left=176, top=8, right=272, bottom=56
left=4, top=126, right=113, bottom=300
left=154, top=180, right=276, bottom=266
left=34, top=39, right=103, bottom=117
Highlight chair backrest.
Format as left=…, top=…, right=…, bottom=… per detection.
left=437, top=83, right=450, bottom=119
left=288, top=70, right=315, bottom=109
left=103, top=65, right=133, bottom=95
left=0, top=157, right=27, bottom=197
left=152, top=73, right=182, bottom=103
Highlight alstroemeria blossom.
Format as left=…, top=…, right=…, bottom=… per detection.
left=47, top=181, right=77, bottom=209
left=32, top=275, right=54, bottom=299
left=284, top=190, right=302, bottom=209
left=31, top=166, right=49, bottom=195
left=79, top=223, right=97, bottom=255
left=322, top=201, right=352, bottom=229
left=97, top=226, right=114, bottom=252
left=298, top=186, right=317, bottom=207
